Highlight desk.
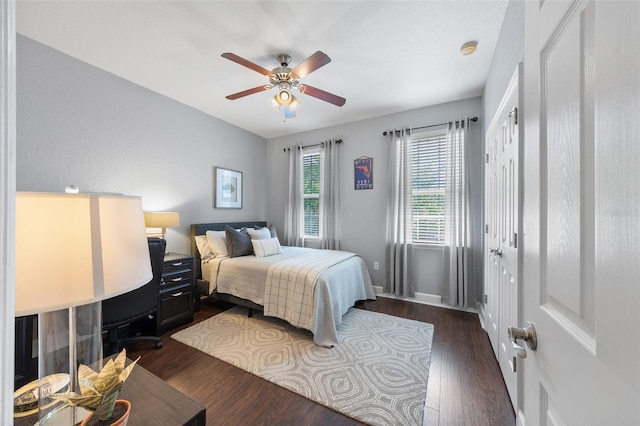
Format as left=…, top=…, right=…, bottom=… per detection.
left=14, top=361, right=205, bottom=426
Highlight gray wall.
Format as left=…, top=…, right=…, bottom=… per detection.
left=266, top=97, right=484, bottom=303
left=16, top=35, right=268, bottom=255
left=480, top=0, right=525, bottom=302
left=484, top=0, right=524, bottom=130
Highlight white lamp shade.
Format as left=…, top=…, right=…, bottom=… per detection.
left=144, top=211, right=180, bottom=228
left=15, top=192, right=152, bottom=316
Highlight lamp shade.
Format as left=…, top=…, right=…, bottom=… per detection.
left=144, top=211, right=180, bottom=228
left=15, top=192, right=152, bottom=316
left=276, top=89, right=291, bottom=105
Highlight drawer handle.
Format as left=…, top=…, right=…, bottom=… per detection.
left=171, top=262, right=184, bottom=266
left=171, top=292, right=183, bottom=297
left=171, top=277, right=182, bottom=282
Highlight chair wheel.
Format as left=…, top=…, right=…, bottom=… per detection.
left=155, top=341, right=163, bottom=349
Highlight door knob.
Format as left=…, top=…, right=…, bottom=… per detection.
left=508, top=322, right=537, bottom=359
left=490, top=247, right=503, bottom=257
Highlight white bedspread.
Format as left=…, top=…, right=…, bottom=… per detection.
left=203, top=246, right=375, bottom=346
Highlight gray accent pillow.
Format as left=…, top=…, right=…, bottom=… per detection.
left=225, top=226, right=253, bottom=257
left=268, top=224, right=278, bottom=239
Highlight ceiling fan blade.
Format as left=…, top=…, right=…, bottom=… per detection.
left=299, top=85, right=346, bottom=107
left=225, top=85, right=272, bottom=100
left=290, top=51, right=331, bottom=79
left=221, top=53, right=273, bottom=77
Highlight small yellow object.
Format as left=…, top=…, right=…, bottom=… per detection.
left=460, top=41, right=478, bottom=56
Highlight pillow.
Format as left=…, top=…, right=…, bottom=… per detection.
left=247, top=227, right=271, bottom=240
left=205, top=230, right=228, bottom=258
left=194, top=235, right=215, bottom=261
left=268, top=224, right=278, bottom=239
left=254, top=224, right=279, bottom=240
left=251, top=237, right=283, bottom=258
left=225, top=226, right=253, bottom=257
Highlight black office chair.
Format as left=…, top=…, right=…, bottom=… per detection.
left=102, top=237, right=166, bottom=356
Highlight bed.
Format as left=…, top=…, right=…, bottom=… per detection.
left=190, top=222, right=376, bottom=347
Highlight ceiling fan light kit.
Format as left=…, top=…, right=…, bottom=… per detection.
left=222, top=51, right=346, bottom=120
left=277, top=89, right=291, bottom=103
left=270, top=88, right=300, bottom=122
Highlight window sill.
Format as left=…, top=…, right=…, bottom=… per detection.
left=414, top=243, right=444, bottom=251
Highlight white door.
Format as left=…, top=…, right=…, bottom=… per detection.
left=484, top=110, right=501, bottom=355
left=496, top=71, right=520, bottom=410
left=521, top=1, right=640, bottom=424
left=484, top=68, right=521, bottom=410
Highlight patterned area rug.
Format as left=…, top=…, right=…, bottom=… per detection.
left=171, top=306, right=434, bottom=425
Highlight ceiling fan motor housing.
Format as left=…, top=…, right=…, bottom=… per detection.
left=270, top=66, right=300, bottom=88
left=277, top=53, right=291, bottom=67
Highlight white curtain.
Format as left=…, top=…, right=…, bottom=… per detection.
left=284, top=144, right=303, bottom=246
left=385, top=129, right=415, bottom=297
left=443, top=118, right=473, bottom=308
left=320, top=139, right=340, bottom=249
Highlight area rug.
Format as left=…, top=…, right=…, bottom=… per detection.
left=171, top=306, right=434, bottom=425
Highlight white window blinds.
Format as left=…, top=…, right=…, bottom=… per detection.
left=411, top=131, right=447, bottom=244
left=302, top=152, right=321, bottom=237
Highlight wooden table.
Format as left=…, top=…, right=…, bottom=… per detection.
left=14, top=361, right=205, bottom=426
left=120, top=360, right=205, bottom=426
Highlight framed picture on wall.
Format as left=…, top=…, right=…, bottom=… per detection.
left=214, top=167, right=243, bottom=208
left=354, top=156, right=373, bottom=190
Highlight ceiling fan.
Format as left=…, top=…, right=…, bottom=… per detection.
left=222, top=51, right=346, bottom=119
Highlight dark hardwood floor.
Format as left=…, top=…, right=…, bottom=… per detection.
left=127, top=298, right=515, bottom=426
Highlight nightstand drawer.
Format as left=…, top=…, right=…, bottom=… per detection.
left=161, top=271, right=192, bottom=289
left=158, top=286, right=193, bottom=334
left=159, top=253, right=195, bottom=333
left=163, top=258, right=191, bottom=275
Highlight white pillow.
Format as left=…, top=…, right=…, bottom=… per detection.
left=251, top=237, right=282, bottom=258
left=205, top=230, right=228, bottom=258
left=247, top=227, right=271, bottom=240
left=194, top=235, right=215, bottom=261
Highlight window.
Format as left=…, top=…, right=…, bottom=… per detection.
left=411, top=131, right=447, bottom=244
left=302, top=151, right=322, bottom=238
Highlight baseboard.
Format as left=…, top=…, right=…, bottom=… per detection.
left=478, top=304, right=487, bottom=330
left=372, top=285, right=478, bottom=313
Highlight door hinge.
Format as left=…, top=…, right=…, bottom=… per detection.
left=513, top=232, right=518, bottom=249
left=485, top=224, right=489, bottom=234
left=484, top=153, right=489, bottom=164
left=509, top=106, right=518, bottom=125
left=483, top=294, right=488, bottom=304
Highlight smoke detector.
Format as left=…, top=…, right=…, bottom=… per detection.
left=460, top=41, right=478, bottom=56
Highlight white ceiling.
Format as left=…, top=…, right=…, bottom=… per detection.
left=16, top=1, right=509, bottom=139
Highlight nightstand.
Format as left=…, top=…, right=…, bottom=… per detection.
left=158, top=253, right=195, bottom=334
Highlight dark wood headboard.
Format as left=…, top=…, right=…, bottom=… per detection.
left=190, top=221, right=267, bottom=279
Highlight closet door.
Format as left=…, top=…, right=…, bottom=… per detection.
left=484, top=66, right=521, bottom=410
left=484, top=112, right=501, bottom=354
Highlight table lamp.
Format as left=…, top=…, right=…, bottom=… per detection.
left=143, top=211, right=180, bottom=240
left=15, top=191, right=152, bottom=425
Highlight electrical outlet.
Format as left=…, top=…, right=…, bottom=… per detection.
left=373, top=261, right=379, bottom=270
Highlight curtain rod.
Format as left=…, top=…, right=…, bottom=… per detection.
left=382, top=116, right=478, bottom=136
left=283, top=138, right=343, bottom=152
